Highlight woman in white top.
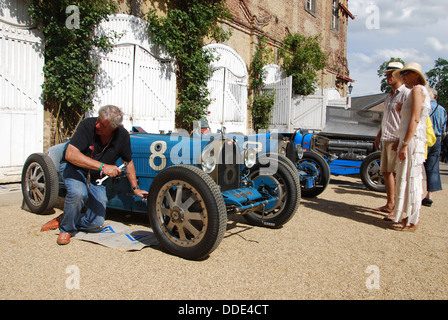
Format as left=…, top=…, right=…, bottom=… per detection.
left=391, top=62, right=431, bottom=231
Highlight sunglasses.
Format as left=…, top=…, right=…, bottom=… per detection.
left=400, top=70, right=415, bottom=76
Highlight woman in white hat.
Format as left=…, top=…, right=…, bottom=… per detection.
left=391, top=62, right=431, bottom=231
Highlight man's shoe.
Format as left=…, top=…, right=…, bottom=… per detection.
left=57, top=232, right=71, bottom=245
left=41, top=214, right=63, bottom=232
left=422, top=198, right=433, bottom=207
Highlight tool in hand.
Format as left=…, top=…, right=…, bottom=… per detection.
left=96, top=163, right=126, bottom=185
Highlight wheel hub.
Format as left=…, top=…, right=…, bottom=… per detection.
left=170, top=206, right=185, bottom=223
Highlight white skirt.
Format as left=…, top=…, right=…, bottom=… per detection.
left=393, top=137, right=425, bottom=225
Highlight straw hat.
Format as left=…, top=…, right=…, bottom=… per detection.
left=392, top=62, right=427, bottom=86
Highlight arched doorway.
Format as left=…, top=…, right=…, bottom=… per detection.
left=204, top=44, right=248, bottom=134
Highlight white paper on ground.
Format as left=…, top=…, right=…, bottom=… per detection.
left=73, top=221, right=158, bottom=251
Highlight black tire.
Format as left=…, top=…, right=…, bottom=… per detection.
left=360, top=151, right=385, bottom=192
left=148, top=165, right=227, bottom=260
left=258, top=153, right=299, bottom=180
left=297, top=151, right=331, bottom=198
left=245, top=158, right=300, bottom=228
left=21, top=153, right=59, bottom=214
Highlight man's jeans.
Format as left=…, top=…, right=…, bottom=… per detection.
left=424, top=137, right=442, bottom=192
left=59, top=162, right=107, bottom=235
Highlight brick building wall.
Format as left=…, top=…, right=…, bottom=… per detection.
left=224, top=0, right=353, bottom=97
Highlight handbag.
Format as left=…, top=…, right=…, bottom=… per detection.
left=425, top=116, right=437, bottom=159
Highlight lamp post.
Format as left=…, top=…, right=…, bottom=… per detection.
left=346, top=82, right=353, bottom=108
left=348, top=82, right=353, bottom=95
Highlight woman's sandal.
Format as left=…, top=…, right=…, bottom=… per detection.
left=403, top=224, right=418, bottom=232
left=391, top=223, right=418, bottom=232
left=391, top=223, right=405, bottom=231
left=383, top=214, right=395, bottom=221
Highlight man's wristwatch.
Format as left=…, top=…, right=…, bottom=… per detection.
left=132, top=186, right=139, bottom=191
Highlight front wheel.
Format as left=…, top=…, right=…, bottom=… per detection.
left=148, top=165, right=227, bottom=260
left=245, top=158, right=300, bottom=228
left=360, top=151, right=385, bottom=192
left=297, top=151, right=331, bottom=198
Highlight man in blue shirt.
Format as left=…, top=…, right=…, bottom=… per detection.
left=423, top=88, right=447, bottom=207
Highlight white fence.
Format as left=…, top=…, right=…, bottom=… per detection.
left=263, top=64, right=351, bottom=132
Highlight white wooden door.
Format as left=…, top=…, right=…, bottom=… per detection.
left=0, top=0, right=44, bottom=183
left=93, top=45, right=135, bottom=128
left=92, top=15, right=176, bottom=133
left=133, top=45, right=176, bottom=132
left=263, top=76, right=293, bottom=132
left=205, top=44, right=248, bottom=134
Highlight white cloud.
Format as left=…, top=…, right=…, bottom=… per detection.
left=349, top=0, right=448, bottom=34
left=425, top=37, right=448, bottom=54
left=347, top=0, right=448, bottom=96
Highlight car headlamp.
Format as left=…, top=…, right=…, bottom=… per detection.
left=201, top=149, right=216, bottom=173
left=296, top=144, right=304, bottom=159
left=244, top=147, right=257, bottom=168
left=278, top=141, right=287, bottom=156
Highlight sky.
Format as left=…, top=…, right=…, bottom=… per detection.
left=347, top=0, right=448, bottom=97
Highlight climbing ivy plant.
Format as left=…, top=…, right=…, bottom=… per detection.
left=146, top=0, right=232, bottom=131
left=250, top=37, right=275, bottom=132
left=279, top=33, right=327, bottom=96
left=29, top=0, right=118, bottom=141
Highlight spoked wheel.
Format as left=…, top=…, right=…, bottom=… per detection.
left=360, top=151, right=385, bottom=192
left=21, top=153, right=59, bottom=214
left=148, top=165, right=227, bottom=260
left=297, top=151, right=331, bottom=198
left=245, top=157, right=300, bottom=228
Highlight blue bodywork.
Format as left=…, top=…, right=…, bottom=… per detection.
left=47, top=129, right=280, bottom=215
left=226, top=132, right=321, bottom=191
left=292, top=129, right=371, bottom=176
left=220, top=131, right=330, bottom=197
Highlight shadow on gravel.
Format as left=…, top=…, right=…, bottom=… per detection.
left=302, top=196, right=391, bottom=230
left=302, top=179, right=391, bottom=230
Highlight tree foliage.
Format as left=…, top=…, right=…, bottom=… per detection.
left=249, top=37, right=275, bottom=132
left=279, top=33, right=327, bottom=96
left=426, top=58, right=448, bottom=108
left=146, top=0, right=232, bottom=131
left=250, top=37, right=275, bottom=95
left=251, top=91, right=275, bottom=132
left=29, top=0, right=119, bottom=140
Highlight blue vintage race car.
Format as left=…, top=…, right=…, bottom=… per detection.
left=224, top=131, right=331, bottom=198
left=292, top=129, right=384, bottom=192
left=21, top=127, right=300, bottom=260
left=230, top=127, right=383, bottom=195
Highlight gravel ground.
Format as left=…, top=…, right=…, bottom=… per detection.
left=1, top=165, right=447, bottom=300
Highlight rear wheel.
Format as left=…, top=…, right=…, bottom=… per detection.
left=360, top=151, right=385, bottom=192
left=148, top=165, right=227, bottom=260
left=21, top=153, right=59, bottom=214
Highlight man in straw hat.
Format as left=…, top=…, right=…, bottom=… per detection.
left=374, top=61, right=410, bottom=219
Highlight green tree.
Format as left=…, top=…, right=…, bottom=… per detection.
left=377, top=57, right=405, bottom=93
left=29, top=0, right=119, bottom=141
left=279, top=33, right=327, bottom=96
left=426, top=58, right=448, bottom=108
left=146, top=0, right=232, bottom=132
